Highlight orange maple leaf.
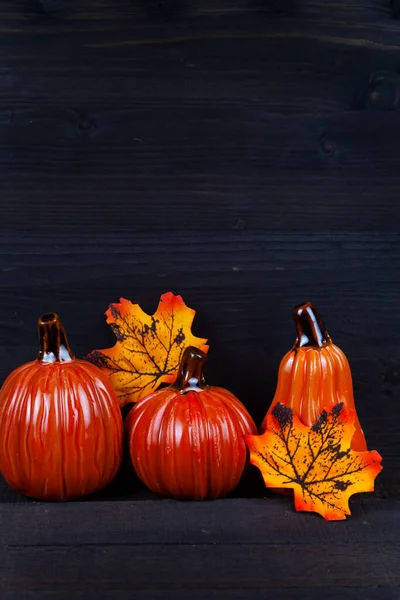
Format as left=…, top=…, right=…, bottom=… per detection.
left=86, top=292, right=208, bottom=406
left=245, top=403, right=382, bottom=520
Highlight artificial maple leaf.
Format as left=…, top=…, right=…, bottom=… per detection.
left=86, top=292, right=208, bottom=406
left=245, top=403, right=382, bottom=521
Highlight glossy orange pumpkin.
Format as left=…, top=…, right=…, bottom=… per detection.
left=261, top=302, right=367, bottom=451
left=0, top=313, right=123, bottom=500
left=126, top=346, right=257, bottom=500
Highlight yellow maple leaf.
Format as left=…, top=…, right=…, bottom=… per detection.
left=245, top=403, right=382, bottom=520
left=86, top=292, right=208, bottom=406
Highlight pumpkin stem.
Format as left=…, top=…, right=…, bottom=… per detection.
left=172, top=346, right=207, bottom=393
left=292, top=302, right=331, bottom=349
left=37, top=312, right=74, bottom=363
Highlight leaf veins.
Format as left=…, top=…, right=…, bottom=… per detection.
left=85, top=292, right=208, bottom=406
left=245, top=403, right=382, bottom=520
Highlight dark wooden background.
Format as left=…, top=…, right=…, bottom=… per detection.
left=1, top=0, right=400, bottom=597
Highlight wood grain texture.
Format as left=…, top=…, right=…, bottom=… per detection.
left=0, top=498, right=399, bottom=596
left=3, top=544, right=400, bottom=589
left=3, top=587, right=398, bottom=600
left=3, top=591, right=400, bottom=600
left=0, top=497, right=398, bottom=546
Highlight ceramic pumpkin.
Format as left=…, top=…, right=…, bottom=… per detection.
left=0, top=313, right=123, bottom=500
left=261, top=302, right=367, bottom=451
left=125, top=346, right=257, bottom=500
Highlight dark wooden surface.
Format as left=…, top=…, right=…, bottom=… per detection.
left=1, top=497, right=400, bottom=599
left=1, top=0, right=400, bottom=597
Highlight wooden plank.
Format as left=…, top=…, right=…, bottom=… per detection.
left=0, top=0, right=394, bottom=22
left=0, top=232, right=399, bottom=349
left=3, top=110, right=400, bottom=176
left=1, top=179, right=399, bottom=232
left=0, top=498, right=399, bottom=546
left=1, top=5, right=399, bottom=49
left=1, top=49, right=396, bottom=113
left=1, top=542, right=399, bottom=591
left=0, top=232, right=399, bottom=291
left=1, top=3, right=400, bottom=114
left=2, top=109, right=400, bottom=233
left=3, top=589, right=400, bottom=600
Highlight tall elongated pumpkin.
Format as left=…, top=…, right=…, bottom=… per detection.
left=0, top=313, right=123, bottom=500
left=126, top=346, right=257, bottom=500
left=262, top=302, right=367, bottom=451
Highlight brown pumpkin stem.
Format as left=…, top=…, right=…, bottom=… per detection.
left=37, top=312, right=74, bottom=363
left=292, top=302, right=331, bottom=349
left=172, top=346, right=207, bottom=392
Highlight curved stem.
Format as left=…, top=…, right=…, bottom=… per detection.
left=172, top=346, right=207, bottom=393
left=37, top=313, right=74, bottom=363
left=292, top=302, right=331, bottom=349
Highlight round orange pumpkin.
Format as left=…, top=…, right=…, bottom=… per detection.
left=0, top=313, right=123, bottom=500
left=125, top=346, right=257, bottom=499
left=261, top=302, right=367, bottom=451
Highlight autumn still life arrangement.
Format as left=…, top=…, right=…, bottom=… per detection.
left=0, top=292, right=382, bottom=521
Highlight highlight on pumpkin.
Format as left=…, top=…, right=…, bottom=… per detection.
left=85, top=292, right=209, bottom=406
left=246, top=402, right=382, bottom=521
left=125, top=346, right=257, bottom=500
left=261, top=301, right=367, bottom=452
